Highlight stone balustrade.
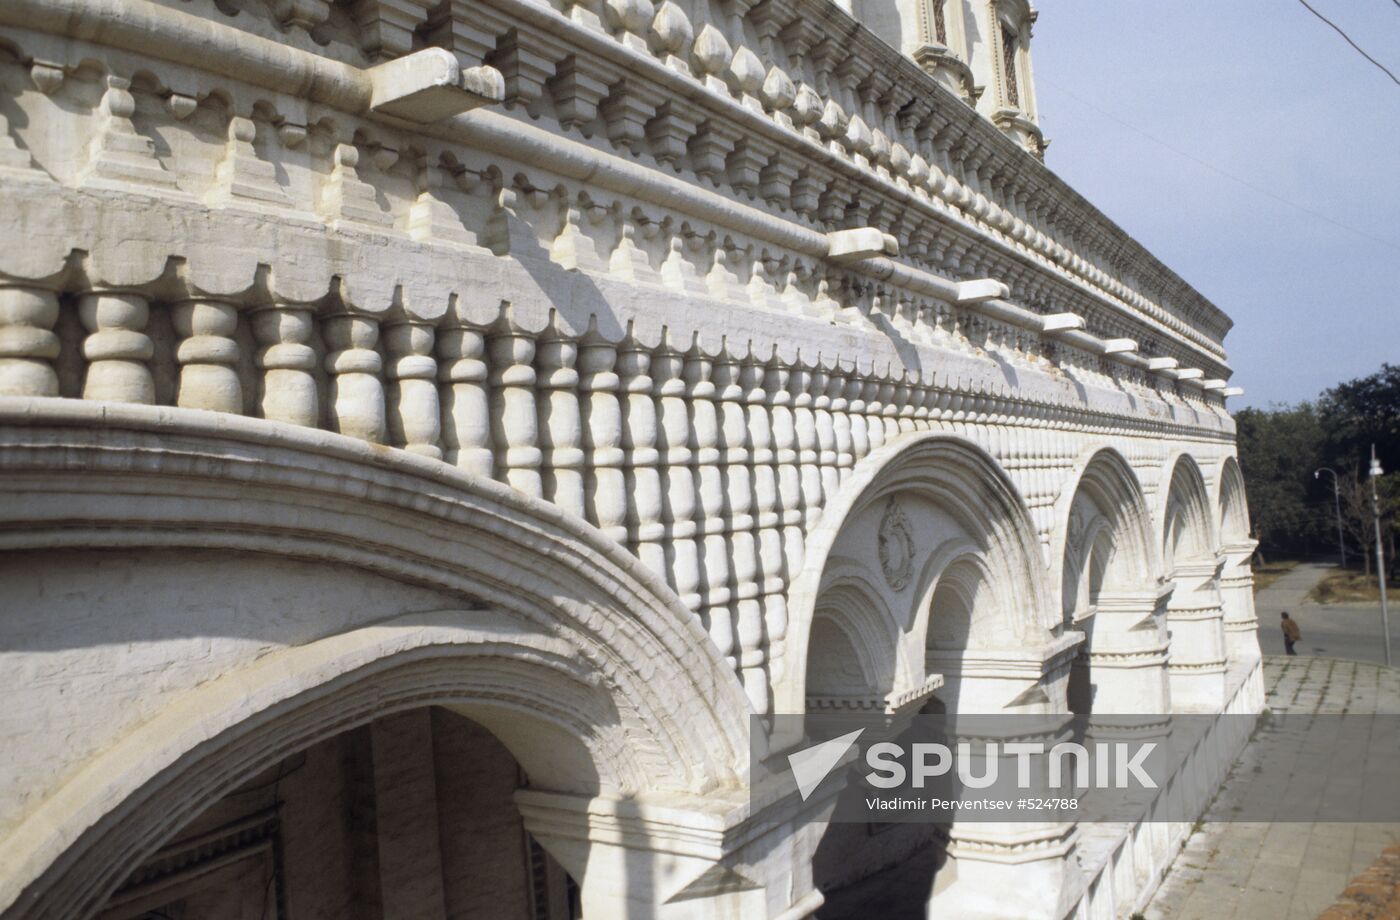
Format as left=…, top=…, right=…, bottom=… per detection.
left=0, top=270, right=1237, bottom=715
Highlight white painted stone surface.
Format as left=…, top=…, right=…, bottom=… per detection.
left=0, top=0, right=1260, bottom=916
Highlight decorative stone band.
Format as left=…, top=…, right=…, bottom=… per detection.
left=0, top=0, right=1232, bottom=380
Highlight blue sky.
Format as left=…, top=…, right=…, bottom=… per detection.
left=1029, top=1, right=1400, bottom=408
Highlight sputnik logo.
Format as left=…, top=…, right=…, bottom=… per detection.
left=787, top=729, right=865, bottom=801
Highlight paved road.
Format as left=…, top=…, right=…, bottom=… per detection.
left=1253, top=563, right=1398, bottom=667
left=1144, top=657, right=1400, bottom=920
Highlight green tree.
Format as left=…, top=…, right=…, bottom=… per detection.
left=1234, top=403, right=1327, bottom=558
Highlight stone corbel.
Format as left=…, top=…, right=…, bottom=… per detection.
left=367, top=48, right=505, bottom=122
left=825, top=227, right=898, bottom=263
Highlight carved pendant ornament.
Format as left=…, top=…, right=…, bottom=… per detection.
left=878, top=497, right=915, bottom=591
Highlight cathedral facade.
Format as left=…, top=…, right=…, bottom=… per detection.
left=0, top=0, right=1261, bottom=916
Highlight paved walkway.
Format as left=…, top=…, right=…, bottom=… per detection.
left=1254, top=563, right=1398, bottom=667
left=1143, top=657, right=1400, bottom=920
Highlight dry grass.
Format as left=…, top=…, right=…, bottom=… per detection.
left=1309, top=569, right=1385, bottom=604
left=1251, top=560, right=1299, bottom=593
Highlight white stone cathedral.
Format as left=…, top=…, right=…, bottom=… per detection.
left=0, top=0, right=1262, bottom=916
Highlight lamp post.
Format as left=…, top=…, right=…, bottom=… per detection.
left=1370, top=446, right=1392, bottom=668
left=1315, top=466, right=1347, bottom=568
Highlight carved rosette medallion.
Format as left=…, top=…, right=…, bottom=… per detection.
left=878, top=497, right=914, bottom=591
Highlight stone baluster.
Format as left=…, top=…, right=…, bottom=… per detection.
left=655, top=348, right=702, bottom=610
left=384, top=319, right=441, bottom=458
left=792, top=364, right=823, bottom=530
left=323, top=312, right=386, bottom=443
left=438, top=323, right=492, bottom=478
left=810, top=366, right=838, bottom=506
left=252, top=303, right=318, bottom=428
left=172, top=298, right=242, bottom=413
left=488, top=327, right=543, bottom=498
left=619, top=338, right=666, bottom=573
left=767, top=359, right=798, bottom=681
left=829, top=367, right=855, bottom=484
left=0, top=286, right=60, bottom=397
left=745, top=355, right=783, bottom=703
left=580, top=339, right=628, bottom=544
left=881, top=374, right=902, bottom=442
left=537, top=333, right=586, bottom=518
left=895, top=374, right=916, bottom=434
left=79, top=291, right=155, bottom=404
left=686, top=349, right=733, bottom=664
left=715, top=352, right=764, bottom=706
left=862, top=369, right=884, bottom=448
left=845, top=373, right=870, bottom=464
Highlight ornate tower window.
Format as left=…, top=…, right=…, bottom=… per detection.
left=1001, top=24, right=1020, bottom=108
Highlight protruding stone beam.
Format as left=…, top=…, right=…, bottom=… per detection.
left=1146, top=357, right=1178, bottom=372
left=1201, top=379, right=1227, bottom=391
left=825, top=227, right=898, bottom=263
left=968, top=297, right=1041, bottom=333
left=1222, top=386, right=1244, bottom=398
left=954, top=278, right=1007, bottom=304
left=1172, top=367, right=1204, bottom=381
left=1038, top=313, right=1083, bottom=333
left=1101, top=338, right=1138, bottom=355
left=368, top=48, right=505, bottom=121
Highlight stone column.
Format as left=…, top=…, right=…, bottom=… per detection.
left=253, top=302, right=319, bottom=429
left=1165, top=558, right=1229, bottom=712
left=1219, top=540, right=1261, bottom=665
left=79, top=291, right=154, bottom=404
left=516, top=790, right=774, bottom=920
left=0, top=286, right=60, bottom=397
left=925, top=640, right=1081, bottom=920
left=1082, top=588, right=1173, bottom=718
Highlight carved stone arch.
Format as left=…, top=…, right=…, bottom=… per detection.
left=0, top=405, right=752, bottom=920
left=1218, top=455, right=1251, bottom=547
left=921, top=550, right=1003, bottom=652
left=1049, top=446, right=1160, bottom=621
left=1159, top=453, right=1217, bottom=575
left=806, top=566, right=902, bottom=711
left=781, top=431, right=1051, bottom=717
left=1157, top=452, right=1229, bottom=711
left=1049, top=446, right=1168, bottom=716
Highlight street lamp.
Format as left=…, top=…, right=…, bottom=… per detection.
left=1370, top=445, right=1392, bottom=668
left=1315, top=467, right=1347, bottom=568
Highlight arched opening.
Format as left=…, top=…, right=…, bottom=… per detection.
left=1159, top=455, right=1227, bottom=711
left=1217, top=456, right=1262, bottom=671
left=94, top=708, right=578, bottom=920
left=1050, top=449, right=1163, bottom=718
left=0, top=419, right=756, bottom=920
left=785, top=433, right=1058, bottom=913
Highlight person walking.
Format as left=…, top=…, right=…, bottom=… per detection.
left=1281, top=611, right=1301, bottom=656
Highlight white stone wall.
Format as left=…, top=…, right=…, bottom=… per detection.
left=0, top=0, right=1261, bottom=916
